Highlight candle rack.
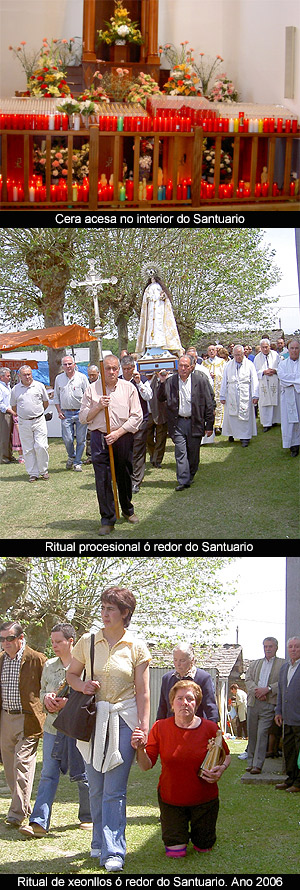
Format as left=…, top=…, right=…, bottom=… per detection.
left=0, top=117, right=299, bottom=208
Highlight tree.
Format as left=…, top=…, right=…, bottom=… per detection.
left=0, top=556, right=237, bottom=654
left=0, top=229, right=281, bottom=377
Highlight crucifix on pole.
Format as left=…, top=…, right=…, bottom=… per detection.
left=70, top=260, right=119, bottom=519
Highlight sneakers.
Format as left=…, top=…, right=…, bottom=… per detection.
left=79, top=822, right=93, bottom=830
left=66, top=459, right=74, bottom=469
left=238, top=752, right=248, bottom=760
left=73, top=464, right=82, bottom=472
left=90, top=848, right=101, bottom=858
left=29, top=476, right=38, bottom=482
left=105, top=856, right=123, bottom=872
left=41, top=472, right=49, bottom=480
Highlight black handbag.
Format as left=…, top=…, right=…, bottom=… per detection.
left=53, top=634, right=96, bottom=742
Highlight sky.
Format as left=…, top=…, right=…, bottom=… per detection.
left=220, top=557, right=286, bottom=659
left=263, top=228, right=300, bottom=334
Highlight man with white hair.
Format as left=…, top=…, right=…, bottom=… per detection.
left=277, top=339, right=300, bottom=457
left=156, top=642, right=219, bottom=722
left=10, top=366, right=49, bottom=481
left=254, top=338, right=280, bottom=432
left=220, top=345, right=259, bottom=447
left=275, top=637, right=300, bottom=792
left=0, top=367, right=16, bottom=464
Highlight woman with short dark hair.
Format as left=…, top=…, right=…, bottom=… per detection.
left=67, top=587, right=150, bottom=873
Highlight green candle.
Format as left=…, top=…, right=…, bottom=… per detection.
left=117, top=116, right=124, bottom=131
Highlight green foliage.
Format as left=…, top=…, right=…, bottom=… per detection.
left=0, top=554, right=237, bottom=649
left=0, top=229, right=281, bottom=352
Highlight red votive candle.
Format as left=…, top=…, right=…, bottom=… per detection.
left=254, top=183, right=261, bottom=197
left=285, top=119, right=291, bottom=133
left=292, top=118, right=298, bottom=132
left=177, top=183, right=183, bottom=199
left=61, top=114, right=68, bottom=131
left=277, top=118, right=283, bottom=132
left=146, top=184, right=153, bottom=200
left=290, top=181, right=296, bottom=195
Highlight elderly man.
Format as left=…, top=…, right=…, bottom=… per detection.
left=156, top=642, right=219, bottom=722
left=54, top=355, right=88, bottom=471
left=157, top=355, right=215, bottom=490
left=202, top=344, right=226, bottom=433
left=0, top=367, right=16, bottom=464
left=120, top=355, right=152, bottom=494
left=277, top=339, right=300, bottom=457
left=275, top=637, right=300, bottom=793
left=79, top=354, right=143, bottom=535
left=220, top=345, right=259, bottom=447
left=0, top=621, right=46, bottom=827
left=254, top=338, right=280, bottom=432
left=10, top=365, right=49, bottom=481
left=20, top=623, right=91, bottom=837
left=245, top=637, right=285, bottom=775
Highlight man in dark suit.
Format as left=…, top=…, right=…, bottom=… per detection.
left=156, top=642, right=219, bottom=723
left=275, top=636, right=300, bottom=792
left=157, top=355, right=215, bottom=491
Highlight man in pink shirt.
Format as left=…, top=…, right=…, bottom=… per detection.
left=79, top=355, right=143, bottom=535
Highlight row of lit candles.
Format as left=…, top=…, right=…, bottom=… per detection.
left=1, top=111, right=298, bottom=134
left=1, top=176, right=296, bottom=201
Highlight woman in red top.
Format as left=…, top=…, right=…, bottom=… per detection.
left=131, top=680, right=230, bottom=858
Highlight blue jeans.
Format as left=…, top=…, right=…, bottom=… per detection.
left=85, top=718, right=135, bottom=864
left=29, top=732, right=91, bottom=830
left=61, top=410, right=87, bottom=466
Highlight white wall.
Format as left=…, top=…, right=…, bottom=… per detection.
left=0, top=0, right=83, bottom=96
left=0, top=0, right=299, bottom=113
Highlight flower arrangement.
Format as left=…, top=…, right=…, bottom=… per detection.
left=33, top=142, right=89, bottom=183
left=28, top=39, right=71, bottom=97
left=163, top=63, right=201, bottom=97
left=190, top=52, right=224, bottom=96
left=208, top=74, right=239, bottom=103
left=97, top=0, right=143, bottom=46
left=202, top=143, right=233, bottom=181
left=126, top=72, right=161, bottom=107
left=78, top=74, right=110, bottom=104
left=56, top=97, right=81, bottom=116
left=94, top=67, right=131, bottom=102
left=8, top=42, right=41, bottom=81
left=159, top=42, right=238, bottom=100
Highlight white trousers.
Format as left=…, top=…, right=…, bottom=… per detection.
left=18, top=415, right=49, bottom=477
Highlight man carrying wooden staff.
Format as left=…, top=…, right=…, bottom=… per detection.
left=79, top=354, right=143, bottom=535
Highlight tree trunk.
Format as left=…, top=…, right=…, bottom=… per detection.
left=115, top=313, right=129, bottom=354
left=0, top=558, right=31, bottom=615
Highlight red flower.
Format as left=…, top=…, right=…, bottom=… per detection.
left=43, top=67, right=49, bottom=72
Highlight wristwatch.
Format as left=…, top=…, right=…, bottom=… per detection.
left=268, top=685, right=272, bottom=693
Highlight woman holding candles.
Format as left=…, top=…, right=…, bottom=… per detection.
left=131, top=680, right=230, bottom=858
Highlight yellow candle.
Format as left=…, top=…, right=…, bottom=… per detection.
left=234, top=118, right=239, bottom=132
left=258, top=119, right=263, bottom=133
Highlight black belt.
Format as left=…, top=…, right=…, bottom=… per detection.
left=3, top=708, right=22, bottom=714
left=20, top=414, right=44, bottom=420
left=178, top=415, right=191, bottom=419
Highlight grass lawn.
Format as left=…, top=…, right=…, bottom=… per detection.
left=0, top=424, right=299, bottom=539
left=0, top=739, right=299, bottom=875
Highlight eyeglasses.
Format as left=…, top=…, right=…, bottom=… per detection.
left=0, top=634, right=18, bottom=643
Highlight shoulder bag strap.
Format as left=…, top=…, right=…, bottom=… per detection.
left=90, top=633, right=95, bottom=681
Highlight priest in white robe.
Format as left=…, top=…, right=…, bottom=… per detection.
left=277, top=339, right=300, bottom=457
left=202, top=345, right=226, bottom=433
left=254, top=338, right=281, bottom=430
left=220, top=345, right=259, bottom=446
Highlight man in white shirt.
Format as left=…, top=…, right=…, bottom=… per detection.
left=245, top=637, right=285, bottom=774
left=54, top=356, right=88, bottom=471
left=277, top=339, right=300, bottom=457
left=157, top=355, right=215, bottom=490
left=10, top=366, right=49, bottom=482
left=254, top=338, right=280, bottom=431
left=220, top=345, right=259, bottom=447
left=275, top=637, right=300, bottom=792
left=120, top=355, right=152, bottom=494
left=0, top=367, right=16, bottom=464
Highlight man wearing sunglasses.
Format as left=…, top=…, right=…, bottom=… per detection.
left=0, top=621, right=46, bottom=827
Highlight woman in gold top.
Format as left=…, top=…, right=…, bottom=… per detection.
left=67, top=587, right=151, bottom=873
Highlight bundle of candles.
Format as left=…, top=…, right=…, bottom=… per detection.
left=1, top=172, right=297, bottom=202
left=0, top=107, right=298, bottom=134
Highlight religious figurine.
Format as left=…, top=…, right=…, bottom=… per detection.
left=136, top=266, right=183, bottom=357
left=261, top=166, right=268, bottom=185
